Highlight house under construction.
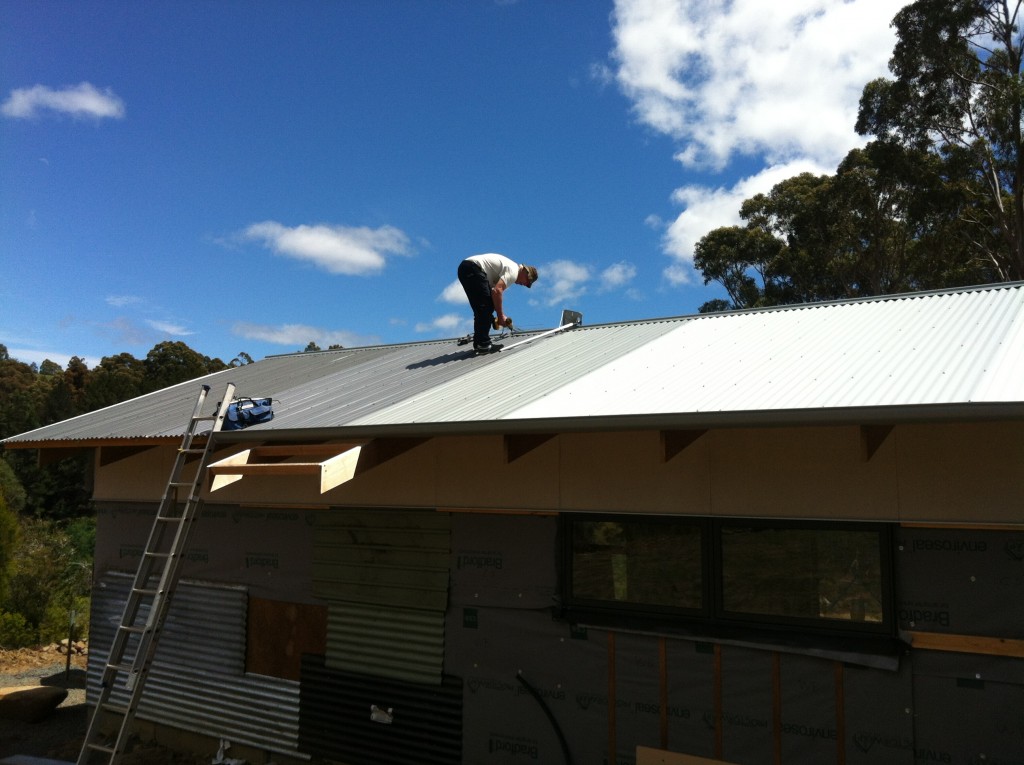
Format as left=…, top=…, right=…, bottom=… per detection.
left=3, top=282, right=1023, bottom=765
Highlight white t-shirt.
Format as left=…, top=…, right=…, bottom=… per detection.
left=467, top=253, right=519, bottom=290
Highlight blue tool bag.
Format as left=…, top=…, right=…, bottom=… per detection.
left=222, top=397, right=274, bottom=430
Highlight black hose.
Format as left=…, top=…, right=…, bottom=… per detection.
left=516, top=671, right=573, bottom=765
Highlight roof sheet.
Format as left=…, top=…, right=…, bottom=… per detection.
left=5, top=283, right=1023, bottom=446
left=510, top=284, right=1024, bottom=420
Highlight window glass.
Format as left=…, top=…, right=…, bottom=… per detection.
left=720, top=526, right=884, bottom=624
left=571, top=520, right=703, bottom=609
left=564, top=515, right=892, bottom=637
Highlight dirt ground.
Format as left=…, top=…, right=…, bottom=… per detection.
left=0, top=646, right=209, bottom=764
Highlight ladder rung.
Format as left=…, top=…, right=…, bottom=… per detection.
left=144, top=551, right=171, bottom=559
left=106, top=662, right=135, bottom=674
left=192, top=415, right=217, bottom=422
left=133, top=587, right=160, bottom=596
left=86, top=742, right=117, bottom=754
left=101, top=701, right=129, bottom=716
left=119, top=625, right=148, bottom=634
left=168, top=481, right=193, bottom=488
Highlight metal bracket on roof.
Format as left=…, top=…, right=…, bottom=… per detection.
left=559, top=309, right=583, bottom=327
left=500, top=309, right=583, bottom=352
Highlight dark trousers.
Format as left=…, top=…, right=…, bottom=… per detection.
left=458, top=259, right=494, bottom=347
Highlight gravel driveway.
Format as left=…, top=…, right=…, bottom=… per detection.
left=0, top=661, right=87, bottom=761
left=0, top=655, right=209, bottom=763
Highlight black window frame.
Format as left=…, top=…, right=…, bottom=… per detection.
left=560, top=514, right=896, bottom=643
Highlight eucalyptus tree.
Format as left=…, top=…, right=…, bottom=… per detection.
left=857, top=0, right=1024, bottom=279
left=141, top=341, right=228, bottom=393
left=694, top=139, right=999, bottom=311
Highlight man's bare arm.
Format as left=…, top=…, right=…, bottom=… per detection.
left=491, top=279, right=509, bottom=325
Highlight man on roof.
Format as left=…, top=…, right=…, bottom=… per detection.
left=457, top=253, right=538, bottom=355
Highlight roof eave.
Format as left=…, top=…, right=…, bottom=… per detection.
left=7, top=401, right=1018, bottom=451
left=248, top=401, right=1023, bottom=441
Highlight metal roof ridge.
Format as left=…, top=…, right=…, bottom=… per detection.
left=264, top=282, right=1023, bottom=359
left=264, top=335, right=467, bottom=360
left=679, top=281, right=1024, bottom=321
left=598, top=280, right=1024, bottom=327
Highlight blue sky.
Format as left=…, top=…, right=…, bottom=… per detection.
left=1, top=0, right=907, bottom=368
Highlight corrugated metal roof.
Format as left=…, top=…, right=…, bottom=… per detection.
left=509, top=284, right=1024, bottom=420
left=5, top=283, right=1023, bottom=447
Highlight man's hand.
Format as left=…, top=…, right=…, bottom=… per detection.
left=492, top=315, right=513, bottom=329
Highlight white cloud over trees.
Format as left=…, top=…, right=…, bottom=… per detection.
left=609, top=0, right=906, bottom=275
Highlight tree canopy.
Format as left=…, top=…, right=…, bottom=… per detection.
left=0, top=342, right=231, bottom=519
left=695, top=0, right=1022, bottom=311
left=857, top=0, right=1023, bottom=280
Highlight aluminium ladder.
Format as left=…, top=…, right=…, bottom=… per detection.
left=78, top=383, right=236, bottom=765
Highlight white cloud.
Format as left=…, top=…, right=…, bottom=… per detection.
left=598, top=261, right=637, bottom=292
left=438, top=280, right=466, bottom=304
left=106, top=295, right=143, bottom=308
left=231, top=321, right=374, bottom=348
left=415, top=313, right=468, bottom=334
left=145, top=319, right=193, bottom=336
left=590, top=61, right=616, bottom=88
left=1, top=82, right=125, bottom=120
left=662, top=263, right=693, bottom=287
left=663, top=159, right=830, bottom=271
left=242, top=221, right=412, bottom=276
left=541, top=260, right=592, bottom=307
left=611, top=0, right=902, bottom=169
left=610, top=0, right=905, bottom=272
